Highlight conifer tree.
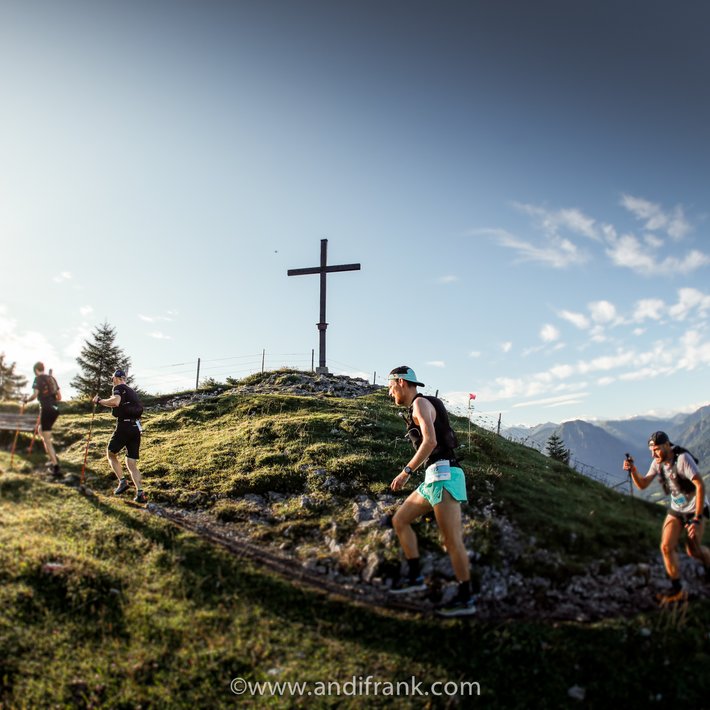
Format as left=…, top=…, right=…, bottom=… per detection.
left=0, top=353, right=28, bottom=400
left=70, top=322, right=132, bottom=398
left=546, top=432, right=571, bottom=465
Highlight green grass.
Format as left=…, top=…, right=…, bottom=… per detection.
left=2, top=375, right=710, bottom=707
left=2, top=473, right=710, bottom=708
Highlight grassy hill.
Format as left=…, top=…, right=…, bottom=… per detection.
left=2, top=370, right=710, bottom=708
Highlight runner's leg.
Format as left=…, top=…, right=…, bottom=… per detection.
left=392, top=491, right=432, bottom=560
left=433, top=489, right=470, bottom=582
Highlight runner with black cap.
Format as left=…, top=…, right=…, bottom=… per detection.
left=624, top=430, right=710, bottom=603
left=93, top=369, right=147, bottom=504
left=387, top=365, right=475, bottom=617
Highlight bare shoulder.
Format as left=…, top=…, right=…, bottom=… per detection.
left=412, top=396, right=436, bottom=422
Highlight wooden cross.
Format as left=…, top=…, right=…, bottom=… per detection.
left=287, top=239, right=361, bottom=373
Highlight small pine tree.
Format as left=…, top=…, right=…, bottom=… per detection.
left=0, top=353, right=28, bottom=400
left=70, top=322, right=133, bottom=398
left=546, top=432, right=571, bottom=465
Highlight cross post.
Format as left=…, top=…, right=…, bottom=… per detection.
left=287, top=239, right=361, bottom=373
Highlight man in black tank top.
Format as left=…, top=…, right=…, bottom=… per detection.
left=94, top=369, right=147, bottom=503
left=387, top=365, right=475, bottom=617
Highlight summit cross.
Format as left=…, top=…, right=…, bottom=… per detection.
left=287, top=239, right=361, bottom=374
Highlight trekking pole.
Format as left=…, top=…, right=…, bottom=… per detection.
left=10, top=402, right=25, bottom=470
left=27, top=412, right=41, bottom=453
left=80, top=399, right=98, bottom=484
left=81, top=357, right=104, bottom=484
left=625, top=453, right=635, bottom=516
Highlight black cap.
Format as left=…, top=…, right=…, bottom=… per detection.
left=113, top=369, right=127, bottom=378
left=648, top=431, right=670, bottom=446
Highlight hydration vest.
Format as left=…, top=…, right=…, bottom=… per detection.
left=404, top=393, right=460, bottom=466
left=657, top=445, right=699, bottom=497
left=112, top=385, right=144, bottom=420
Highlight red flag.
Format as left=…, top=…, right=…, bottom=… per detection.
left=469, top=393, right=476, bottom=400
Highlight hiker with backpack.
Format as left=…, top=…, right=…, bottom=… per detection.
left=23, top=361, right=62, bottom=476
left=93, top=369, right=147, bottom=503
left=387, top=366, right=476, bottom=617
left=624, top=430, right=710, bottom=603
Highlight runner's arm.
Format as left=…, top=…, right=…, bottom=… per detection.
left=624, top=459, right=655, bottom=490
left=406, top=397, right=437, bottom=471
left=390, top=398, right=439, bottom=492
left=95, top=393, right=121, bottom=408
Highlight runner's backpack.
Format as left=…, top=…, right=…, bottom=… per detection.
left=123, top=391, right=144, bottom=420
left=49, top=372, right=61, bottom=402
left=112, top=386, right=144, bottom=420
left=657, top=445, right=700, bottom=496
left=36, top=373, right=60, bottom=402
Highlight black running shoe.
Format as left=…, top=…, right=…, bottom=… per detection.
left=134, top=490, right=147, bottom=504
left=389, top=576, right=427, bottom=595
left=435, top=596, right=477, bottom=617
left=114, top=479, right=130, bottom=495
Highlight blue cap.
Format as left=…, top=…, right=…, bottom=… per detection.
left=113, top=369, right=127, bottom=378
left=388, top=367, right=424, bottom=387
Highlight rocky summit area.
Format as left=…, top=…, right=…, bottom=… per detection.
left=149, top=371, right=378, bottom=411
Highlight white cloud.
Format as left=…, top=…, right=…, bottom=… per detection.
left=79, top=305, right=94, bottom=317
left=501, top=341, right=513, bottom=353
left=513, top=203, right=599, bottom=240
left=620, top=194, right=691, bottom=240
left=559, top=310, right=590, bottom=330
left=644, top=234, right=664, bottom=249
left=481, top=228, right=589, bottom=269
left=668, top=288, right=710, bottom=321
left=139, top=312, right=176, bottom=323
left=589, top=300, right=617, bottom=324
left=540, top=324, right=560, bottom=342
left=53, top=271, right=72, bottom=283
left=469, top=350, right=481, bottom=358
left=484, top=196, right=705, bottom=278
left=148, top=331, right=173, bottom=340
left=633, top=298, right=665, bottom=322
left=549, top=364, right=574, bottom=379
left=605, top=233, right=709, bottom=276
left=512, top=393, right=588, bottom=409
left=437, top=275, right=458, bottom=284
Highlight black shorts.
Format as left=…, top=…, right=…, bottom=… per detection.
left=108, top=421, right=141, bottom=460
left=668, top=505, right=710, bottom=525
left=40, top=406, right=59, bottom=432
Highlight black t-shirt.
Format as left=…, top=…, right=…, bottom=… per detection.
left=33, top=374, right=57, bottom=409
left=112, top=383, right=139, bottom=419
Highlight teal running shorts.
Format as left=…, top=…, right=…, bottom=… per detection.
left=416, top=465, right=467, bottom=507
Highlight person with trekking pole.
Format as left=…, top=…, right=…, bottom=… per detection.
left=624, top=431, right=710, bottom=603
left=23, top=362, right=62, bottom=476
left=387, top=366, right=476, bottom=617
left=93, top=369, right=146, bottom=504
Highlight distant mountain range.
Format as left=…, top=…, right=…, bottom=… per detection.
left=502, top=405, right=710, bottom=493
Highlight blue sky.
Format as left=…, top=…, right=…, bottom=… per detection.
left=1, top=0, right=708, bottom=428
